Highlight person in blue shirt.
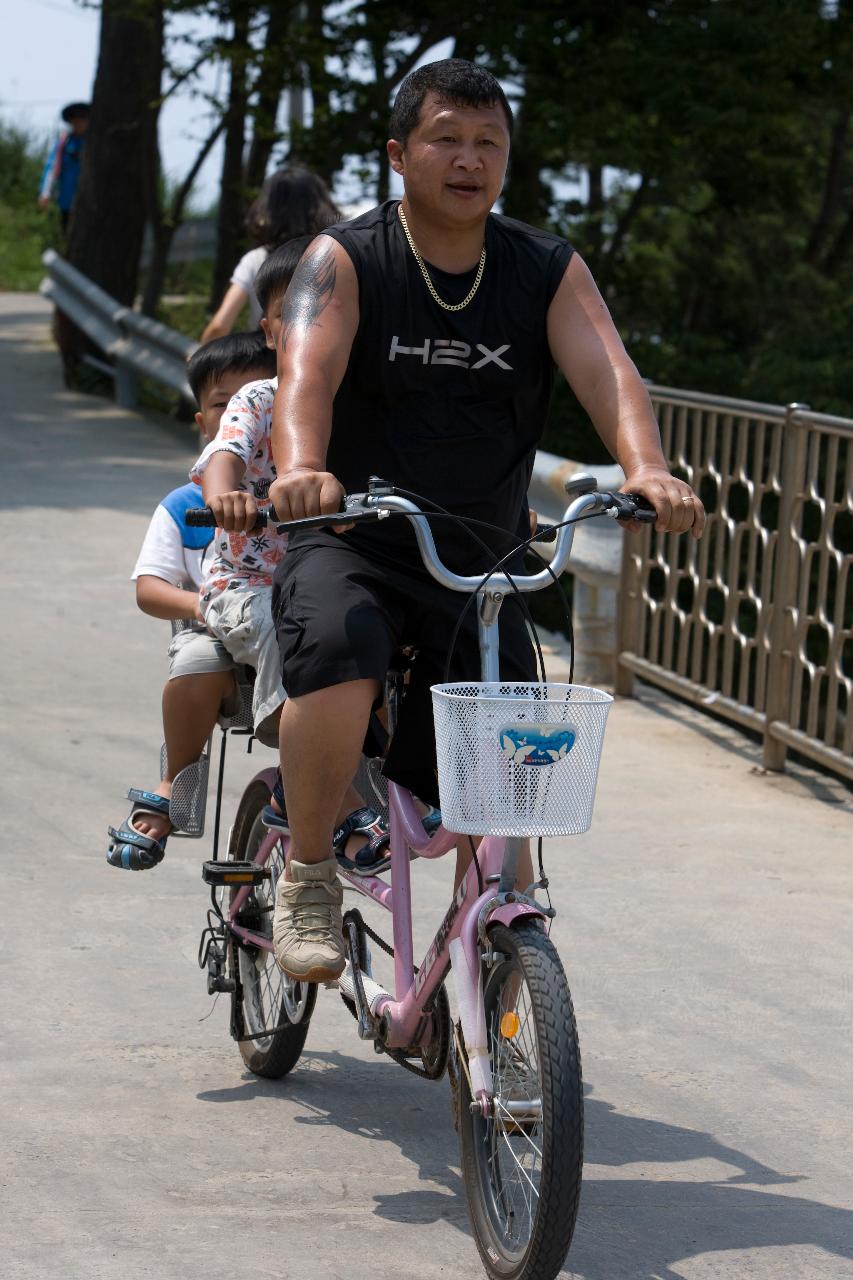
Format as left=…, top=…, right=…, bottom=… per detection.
left=38, top=102, right=89, bottom=231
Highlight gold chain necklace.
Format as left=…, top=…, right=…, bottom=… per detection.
left=397, top=204, right=486, bottom=313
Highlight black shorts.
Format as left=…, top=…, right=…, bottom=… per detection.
left=272, top=537, right=536, bottom=805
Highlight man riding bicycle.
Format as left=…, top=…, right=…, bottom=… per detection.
left=220, top=59, right=704, bottom=984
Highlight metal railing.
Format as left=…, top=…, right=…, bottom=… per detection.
left=39, top=249, right=196, bottom=404
left=617, top=388, right=853, bottom=782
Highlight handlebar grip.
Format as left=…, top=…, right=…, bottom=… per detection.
left=185, top=507, right=216, bottom=527
left=184, top=504, right=383, bottom=533
left=185, top=507, right=269, bottom=528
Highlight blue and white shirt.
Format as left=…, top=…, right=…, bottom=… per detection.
left=131, top=482, right=214, bottom=591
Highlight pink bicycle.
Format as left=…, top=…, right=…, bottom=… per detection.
left=190, top=478, right=654, bottom=1280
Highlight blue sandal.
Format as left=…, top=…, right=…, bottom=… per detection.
left=421, top=807, right=442, bottom=836
left=106, top=789, right=172, bottom=870
left=333, top=807, right=390, bottom=876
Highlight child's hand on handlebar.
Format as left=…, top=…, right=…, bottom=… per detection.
left=205, top=490, right=260, bottom=533
left=269, top=468, right=353, bottom=532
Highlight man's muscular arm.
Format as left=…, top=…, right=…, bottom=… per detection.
left=547, top=254, right=704, bottom=538
left=269, top=236, right=360, bottom=521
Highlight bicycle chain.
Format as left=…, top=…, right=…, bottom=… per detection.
left=341, top=910, right=451, bottom=1081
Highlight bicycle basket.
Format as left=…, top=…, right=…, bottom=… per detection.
left=431, top=682, right=613, bottom=837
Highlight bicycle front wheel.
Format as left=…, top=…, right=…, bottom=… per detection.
left=227, top=779, right=316, bottom=1079
left=459, top=921, right=583, bottom=1280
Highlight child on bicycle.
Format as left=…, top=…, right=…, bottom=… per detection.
left=194, top=237, right=394, bottom=876
left=106, top=330, right=277, bottom=870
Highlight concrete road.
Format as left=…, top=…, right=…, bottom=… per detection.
left=1, top=294, right=851, bottom=1280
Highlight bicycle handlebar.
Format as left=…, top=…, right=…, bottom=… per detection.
left=185, top=480, right=656, bottom=595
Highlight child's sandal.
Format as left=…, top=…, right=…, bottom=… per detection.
left=333, top=807, right=390, bottom=876
left=106, top=789, right=172, bottom=871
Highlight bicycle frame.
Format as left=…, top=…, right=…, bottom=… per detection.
left=226, top=763, right=544, bottom=1106
left=221, top=483, right=646, bottom=1106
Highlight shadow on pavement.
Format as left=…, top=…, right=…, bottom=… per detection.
left=197, top=1046, right=469, bottom=1227
left=633, top=682, right=852, bottom=811
left=1, top=313, right=195, bottom=518
left=197, top=1054, right=852, bottom=1276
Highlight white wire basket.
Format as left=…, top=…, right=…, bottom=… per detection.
left=431, top=682, right=613, bottom=837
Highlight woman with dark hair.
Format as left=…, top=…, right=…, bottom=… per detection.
left=201, top=167, right=340, bottom=342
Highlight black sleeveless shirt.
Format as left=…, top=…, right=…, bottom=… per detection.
left=303, top=200, right=573, bottom=576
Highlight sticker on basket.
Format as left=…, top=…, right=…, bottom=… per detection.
left=499, top=723, right=577, bottom=766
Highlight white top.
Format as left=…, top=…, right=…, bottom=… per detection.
left=189, top=377, right=288, bottom=608
left=230, top=246, right=269, bottom=325
left=131, top=502, right=209, bottom=590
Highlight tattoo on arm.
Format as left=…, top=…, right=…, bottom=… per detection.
left=279, top=243, right=337, bottom=352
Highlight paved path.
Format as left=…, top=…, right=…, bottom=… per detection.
left=1, top=293, right=851, bottom=1280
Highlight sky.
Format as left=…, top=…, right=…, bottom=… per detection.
left=0, top=0, right=451, bottom=212
left=3, top=0, right=228, bottom=209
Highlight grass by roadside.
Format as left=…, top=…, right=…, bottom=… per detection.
left=0, top=120, right=63, bottom=290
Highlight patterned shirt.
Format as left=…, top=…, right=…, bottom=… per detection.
left=190, top=377, right=287, bottom=607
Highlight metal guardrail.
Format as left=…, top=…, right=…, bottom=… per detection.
left=39, top=249, right=196, bottom=404
left=617, top=387, right=853, bottom=782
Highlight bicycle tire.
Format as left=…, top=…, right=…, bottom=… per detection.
left=227, top=779, right=316, bottom=1079
left=459, top=921, right=583, bottom=1280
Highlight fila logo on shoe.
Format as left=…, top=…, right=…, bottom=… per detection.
left=388, top=335, right=513, bottom=371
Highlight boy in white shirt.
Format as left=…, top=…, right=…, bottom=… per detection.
left=107, top=331, right=276, bottom=869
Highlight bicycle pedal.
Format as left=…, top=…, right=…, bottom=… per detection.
left=208, top=973, right=236, bottom=995
left=201, top=860, right=270, bottom=887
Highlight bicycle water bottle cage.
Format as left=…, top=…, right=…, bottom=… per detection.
left=563, top=472, right=597, bottom=497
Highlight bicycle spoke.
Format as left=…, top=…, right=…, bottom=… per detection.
left=478, top=957, right=547, bottom=1252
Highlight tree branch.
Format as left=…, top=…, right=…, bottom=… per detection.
left=821, top=199, right=853, bottom=276
left=160, top=47, right=217, bottom=105
left=804, top=106, right=849, bottom=266
left=169, top=116, right=227, bottom=225
left=600, top=175, right=648, bottom=281
left=381, top=24, right=451, bottom=92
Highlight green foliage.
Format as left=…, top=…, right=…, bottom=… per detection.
left=8, top=0, right=853, bottom=428
left=0, top=120, right=61, bottom=290
left=492, top=0, right=853, bottom=425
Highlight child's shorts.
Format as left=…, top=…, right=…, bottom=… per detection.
left=168, top=627, right=234, bottom=680
left=203, top=586, right=286, bottom=747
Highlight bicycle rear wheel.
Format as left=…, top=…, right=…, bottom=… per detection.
left=459, top=921, right=583, bottom=1280
left=227, top=779, right=316, bottom=1079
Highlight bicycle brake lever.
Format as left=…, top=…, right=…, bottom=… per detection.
left=613, top=492, right=657, bottom=523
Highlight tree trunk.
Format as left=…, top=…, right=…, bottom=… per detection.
left=141, top=117, right=226, bottom=317
left=66, top=0, right=163, bottom=305
left=298, top=0, right=335, bottom=183
left=209, top=1, right=254, bottom=311
left=805, top=107, right=849, bottom=267
left=244, top=2, right=295, bottom=195
left=502, top=93, right=551, bottom=227
left=372, top=38, right=390, bottom=202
